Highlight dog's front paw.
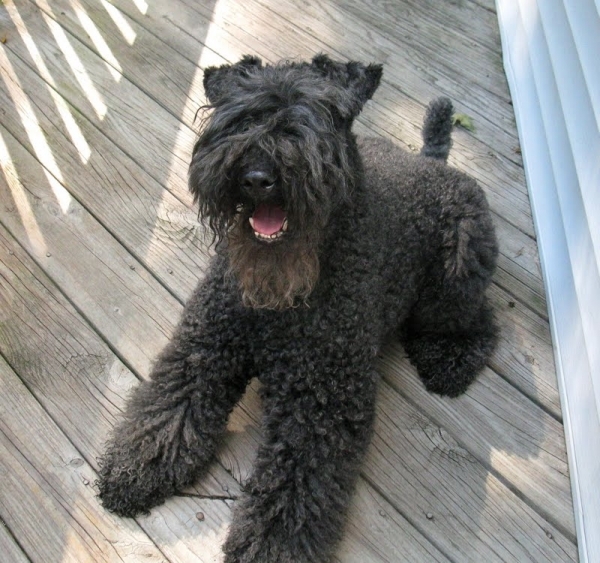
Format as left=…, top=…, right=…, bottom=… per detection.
left=224, top=528, right=309, bottom=563
left=223, top=535, right=279, bottom=563
left=223, top=494, right=330, bottom=563
left=96, top=442, right=176, bottom=517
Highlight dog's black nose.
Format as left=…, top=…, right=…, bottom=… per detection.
left=241, top=170, right=276, bottom=196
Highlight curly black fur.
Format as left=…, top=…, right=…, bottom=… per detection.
left=97, top=54, right=498, bottom=563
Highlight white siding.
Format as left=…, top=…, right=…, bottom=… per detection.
left=496, top=1, right=600, bottom=561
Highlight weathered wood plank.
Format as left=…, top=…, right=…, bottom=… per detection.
left=0, top=123, right=178, bottom=379
left=0, top=30, right=208, bottom=302
left=0, top=234, right=130, bottom=460
left=0, top=112, right=233, bottom=493
left=0, top=357, right=233, bottom=563
left=24, top=0, right=227, bottom=127
left=0, top=356, right=167, bottom=563
left=339, top=0, right=504, bottom=92
left=470, top=0, right=498, bottom=14
left=358, top=0, right=501, bottom=53
left=493, top=231, right=547, bottom=320
left=0, top=119, right=238, bottom=499
left=380, top=347, right=574, bottom=537
left=0, top=519, right=30, bottom=563
left=4, top=0, right=195, bottom=206
left=338, top=485, right=452, bottom=563
left=487, top=283, right=561, bottom=418
left=135, top=496, right=232, bottom=563
left=0, top=225, right=238, bottom=560
left=247, top=0, right=510, bottom=119
left=365, top=384, right=576, bottom=562
left=228, top=382, right=576, bottom=562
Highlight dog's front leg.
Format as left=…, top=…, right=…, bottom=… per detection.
left=97, top=259, right=254, bottom=517
left=224, top=338, right=379, bottom=563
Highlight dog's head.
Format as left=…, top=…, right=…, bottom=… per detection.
left=189, top=54, right=382, bottom=309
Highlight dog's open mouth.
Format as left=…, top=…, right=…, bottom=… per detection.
left=249, top=203, right=289, bottom=242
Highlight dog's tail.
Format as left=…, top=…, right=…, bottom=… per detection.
left=420, top=97, right=453, bottom=162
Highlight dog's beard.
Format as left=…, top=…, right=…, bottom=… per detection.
left=226, top=220, right=320, bottom=310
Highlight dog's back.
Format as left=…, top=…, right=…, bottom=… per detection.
left=358, top=111, right=497, bottom=340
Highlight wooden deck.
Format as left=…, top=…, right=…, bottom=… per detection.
left=0, top=0, right=578, bottom=561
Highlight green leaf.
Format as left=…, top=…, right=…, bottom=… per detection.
left=452, top=113, right=475, bottom=132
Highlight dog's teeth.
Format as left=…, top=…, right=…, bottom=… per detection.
left=282, top=218, right=288, bottom=231
left=251, top=225, right=287, bottom=242
left=249, top=217, right=255, bottom=229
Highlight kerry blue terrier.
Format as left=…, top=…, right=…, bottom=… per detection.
left=97, top=54, right=498, bottom=563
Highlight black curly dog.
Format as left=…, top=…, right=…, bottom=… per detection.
left=98, top=54, right=498, bottom=562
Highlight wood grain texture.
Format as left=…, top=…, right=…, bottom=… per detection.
left=0, top=124, right=177, bottom=378
left=380, top=349, right=574, bottom=535
left=361, top=0, right=502, bottom=53
left=0, top=519, right=30, bottom=563
left=227, top=382, right=577, bottom=563
left=0, top=356, right=166, bottom=563
left=0, top=21, right=209, bottom=302
left=365, top=388, right=577, bottom=562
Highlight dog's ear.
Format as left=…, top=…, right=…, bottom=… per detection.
left=311, top=54, right=383, bottom=117
left=203, top=55, right=263, bottom=104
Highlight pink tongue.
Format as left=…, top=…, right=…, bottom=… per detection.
left=251, top=204, right=286, bottom=235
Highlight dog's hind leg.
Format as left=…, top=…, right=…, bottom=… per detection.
left=223, top=334, right=379, bottom=563
left=97, top=258, right=254, bottom=517
left=404, top=300, right=498, bottom=397
left=403, top=201, right=499, bottom=398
